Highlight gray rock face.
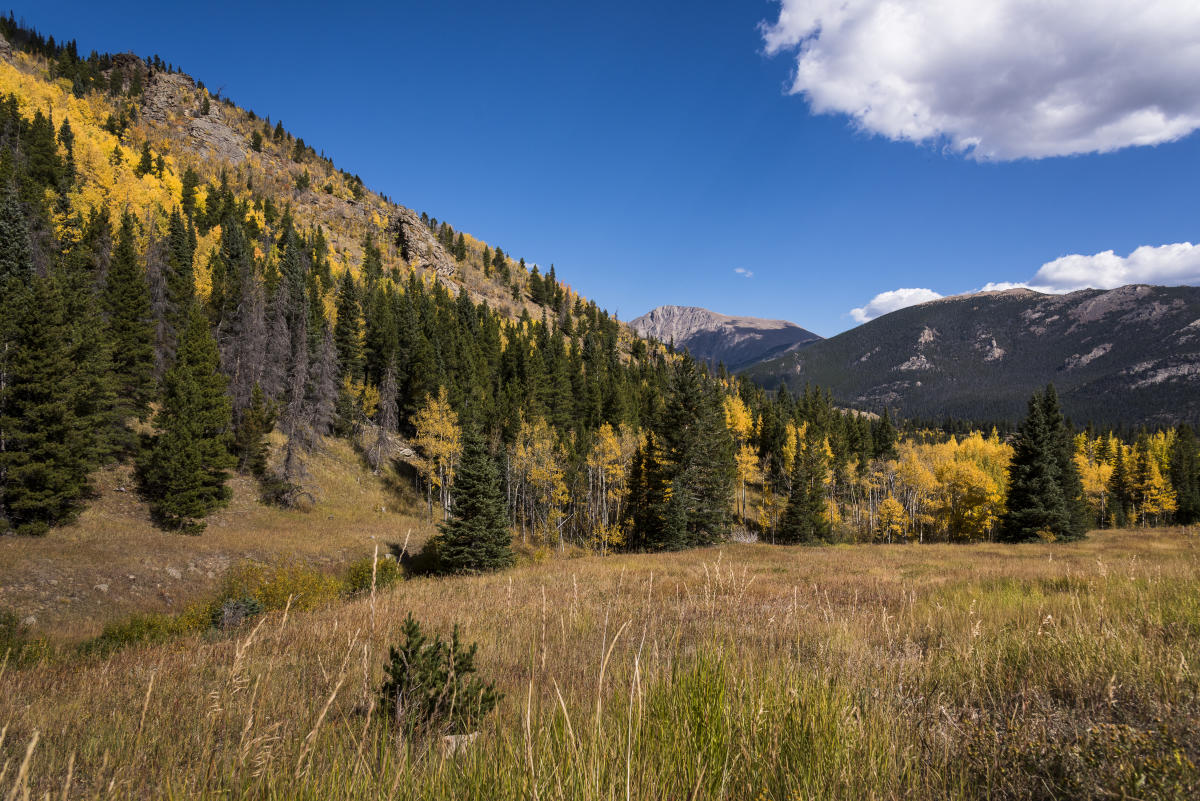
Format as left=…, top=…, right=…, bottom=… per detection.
left=142, top=71, right=196, bottom=124
left=0, top=33, right=12, bottom=60
left=630, top=305, right=822, bottom=371
left=389, top=207, right=457, bottom=281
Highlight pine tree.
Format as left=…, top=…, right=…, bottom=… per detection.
left=1107, top=445, right=1132, bottom=528
left=138, top=306, right=235, bottom=533
left=103, top=212, right=156, bottom=429
left=1042, top=385, right=1089, bottom=539
left=0, top=277, right=92, bottom=535
left=361, top=231, right=382, bottom=286
left=333, top=268, right=362, bottom=381
left=777, top=436, right=830, bottom=544
left=435, top=428, right=513, bottom=573
left=134, top=142, right=153, bottom=177
left=232, top=383, right=275, bottom=476
left=0, top=180, right=31, bottom=284
left=1169, top=425, right=1200, bottom=525
left=998, top=390, right=1068, bottom=542
left=872, top=408, right=898, bottom=461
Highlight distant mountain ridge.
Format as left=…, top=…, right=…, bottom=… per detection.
left=631, top=305, right=822, bottom=371
left=742, top=285, right=1200, bottom=426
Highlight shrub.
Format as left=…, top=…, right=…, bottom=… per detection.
left=82, top=602, right=210, bottom=655
left=0, top=608, right=46, bottom=664
left=218, top=560, right=341, bottom=612
left=379, top=614, right=501, bottom=737
left=342, top=554, right=402, bottom=596
left=213, top=597, right=263, bottom=629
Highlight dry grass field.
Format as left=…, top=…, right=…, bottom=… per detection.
left=2, top=528, right=1198, bottom=800
left=0, top=439, right=437, bottom=641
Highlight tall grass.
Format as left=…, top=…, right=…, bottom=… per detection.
left=2, top=529, right=1197, bottom=799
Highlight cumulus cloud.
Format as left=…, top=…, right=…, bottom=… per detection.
left=849, top=287, right=943, bottom=323
left=734, top=267, right=754, bottom=278
left=1030, top=242, right=1200, bottom=291
left=848, top=242, right=1200, bottom=325
left=762, top=0, right=1200, bottom=159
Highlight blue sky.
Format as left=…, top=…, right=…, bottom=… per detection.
left=28, top=1, right=1200, bottom=335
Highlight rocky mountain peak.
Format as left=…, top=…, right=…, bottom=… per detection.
left=631, top=305, right=821, bottom=371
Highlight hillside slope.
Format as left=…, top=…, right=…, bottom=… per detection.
left=744, top=285, right=1200, bottom=425
left=631, top=305, right=821, bottom=371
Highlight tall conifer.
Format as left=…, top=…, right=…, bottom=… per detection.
left=999, top=389, right=1069, bottom=542
left=138, top=306, right=234, bottom=532
left=103, top=212, right=155, bottom=425
left=436, top=428, right=513, bottom=573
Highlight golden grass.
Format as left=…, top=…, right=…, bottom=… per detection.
left=0, top=439, right=437, bottom=640
left=2, top=528, right=1198, bottom=799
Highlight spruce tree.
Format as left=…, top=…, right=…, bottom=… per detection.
left=998, top=390, right=1068, bottom=542
left=333, top=268, right=362, bottom=381
left=232, top=383, right=275, bottom=476
left=134, top=142, right=153, bottom=177
left=0, top=277, right=91, bottom=535
left=1107, top=446, right=1132, bottom=528
left=872, top=408, right=898, bottom=461
left=1042, top=385, right=1089, bottom=539
left=0, top=179, right=31, bottom=284
left=777, top=437, right=831, bottom=544
left=435, top=428, right=513, bottom=573
left=103, top=212, right=156, bottom=425
left=1169, top=425, right=1200, bottom=525
left=138, top=306, right=235, bottom=532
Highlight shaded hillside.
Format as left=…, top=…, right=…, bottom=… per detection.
left=744, top=286, right=1200, bottom=425
left=631, top=305, right=821, bottom=371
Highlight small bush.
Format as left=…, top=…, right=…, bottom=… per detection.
left=213, top=597, right=263, bottom=629
left=82, top=603, right=210, bottom=655
left=343, top=554, right=402, bottom=596
left=219, top=560, right=341, bottom=612
left=379, top=614, right=501, bottom=737
left=0, top=608, right=47, bottom=664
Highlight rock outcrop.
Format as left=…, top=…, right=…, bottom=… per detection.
left=389, top=207, right=457, bottom=280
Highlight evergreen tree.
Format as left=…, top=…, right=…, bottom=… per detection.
left=361, top=231, right=382, bottom=286
left=102, top=212, right=156, bottom=426
left=872, top=408, right=898, bottom=461
left=232, top=383, right=275, bottom=477
left=0, top=277, right=92, bottom=535
left=777, top=436, right=831, bottom=544
left=435, top=428, right=513, bottom=573
left=998, top=389, right=1068, bottom=542
left=1107, top=445, right=1132, bottom=528
left=1042, top=385, right=1089, bottom=539
left=134, top=142, right=153, bottom=177
left=138, top=306, right=235, bottom=532
left=333, top=268, right=362, bottom=381
left=1169, top=425, right=1200, bottom=525
left=0, top=180, right=31, bottom=284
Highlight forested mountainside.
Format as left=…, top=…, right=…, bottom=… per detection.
left=744, top=286, right=1200, bottom=426
left=630, top=305, right=821, bottom=372
left=0, top=17, right=813, bottom=549
left=0, top=17, right=1198, bottom=558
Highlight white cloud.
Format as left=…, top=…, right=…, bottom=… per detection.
left=762, top=0, right=1200, bottom=159
left=734, top=267, right=754, bottom=278
left=1030, top=242, right=1200, bottom=291
left=848, top=242, right=1200, bottom=325
left=849, top=287, right=943, bottom=322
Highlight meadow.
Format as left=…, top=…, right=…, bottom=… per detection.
left=2, top=528, right=1197, bottom=800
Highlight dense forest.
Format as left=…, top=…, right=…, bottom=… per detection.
left=0, top=16, right=1198, bottom=560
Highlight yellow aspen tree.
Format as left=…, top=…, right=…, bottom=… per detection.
left=876, top=496, right=909, bottom=543
left=413, top=386, right=461, bottom=520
